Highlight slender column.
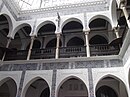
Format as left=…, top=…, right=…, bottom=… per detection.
left=27, top=36, right=35, bottom=60
left=2, top=37, right=11, bottom=61
left=84, top=30, right=90, bottom=57
left=120, top=2, right=130, bottom=28
left=114, top=27, right=120, bottom=38
left=55, top=33, right=61, bottom=59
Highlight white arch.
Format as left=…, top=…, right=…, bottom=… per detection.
left=56, top=75, right=88, bottom=97
left=88, top=14, right=112, bottom=29
left=11, top=23, right=32, bottom=39
left=95, top=74, right=128, bottom=97
left=22, top=76, right=50, bottom=97
left=0, top=14, right=13, bottom=37
left=35, top=20, right=56, bottom=36
left=0, top=77, right=17, bottom=97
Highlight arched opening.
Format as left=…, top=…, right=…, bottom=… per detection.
left=4, top=25, right=31, bottom=60
left=9, top=25, right=31, bottom=50
left=96, top=86, right=118, bottom=97
left=38, top=23, right=56, bottom=36
left=89, top=17, right=120, bottom=56
left=40, top=87, right=50, bottom=97
left=0, top=78, right=17, bottom=97
left=59, top=20, right=86, bottom=58
left=58, top=78, right=88, bottom=97
left=29, top=22, right=56, bottom=59
left=25, top=79, right=50, bottom=97
left=46, top=38, right=62, bottom=48
left=67, top=37, right=84, bottom=46
left=96, top=76, right=128, bottom=97
left=62, top=21, right=83, bottom=33
left=89, top=18, right=112, bottom=44
left=0, top=15, right=10, bottom=59
left=89, top=35, right=108, bottom=45
left=26, top=40, right=41, bottom=50
left=37, top=23, right=56, bottom=48
left=89, top=18, right=108, bottom=29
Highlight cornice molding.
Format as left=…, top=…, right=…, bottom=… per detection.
left=2, top=0, right=109, bottom=21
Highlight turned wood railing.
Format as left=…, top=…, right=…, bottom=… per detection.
left=90, top=44, right=120, bottom=56
left=31, top=48, right=55, bottom=59
left=59, top=46, right=86, bottom=58
left=4, top=44, right=120, bottom=61
left=5, top=50, right=28, bottom=60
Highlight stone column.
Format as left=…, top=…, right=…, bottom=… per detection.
left=114, top=27, right=120, bottom=38
left=120, top=2, right=130, bottom=28
left=27, top=36, right=35, bottom=60
left=55, top=33, right=61, bottom=59
left=2, top=37, right=12, bottom=61
left=84, top=30, right=90, bottom=57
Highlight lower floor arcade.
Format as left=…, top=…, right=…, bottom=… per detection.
left=0, top=66, right=129, bottom=97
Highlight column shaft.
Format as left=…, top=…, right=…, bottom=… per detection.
left=84, top=31, right=90, bottom=57
left=27, top=36, right=35, bottom=60
left=121, top=3, right=130, bottom=28
left=2, top=37, right=11, bottom=61
left=55, top=34, right=60, bottom=59
left=114, top=27, right=119, bottom=38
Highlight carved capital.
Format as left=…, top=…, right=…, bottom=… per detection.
left=56, top=33, right=61, bottom=37
left=83, top=29, right=90, bottom=35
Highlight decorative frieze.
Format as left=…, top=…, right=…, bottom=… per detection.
left=88, top=68, right=94, bottom=97
left=16, top=70, right=26, bottom=97
left=51, top=69, right=57, bottom=97
left=0, top=59, right=123, bottom=71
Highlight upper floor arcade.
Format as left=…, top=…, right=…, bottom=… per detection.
left=0, top=0, right=130, bottom=61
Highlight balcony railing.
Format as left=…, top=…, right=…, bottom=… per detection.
left=3, top=44, right=120, bottom=61
left=90, top=44, right=119, bottom=56
left=30, top=48, right=55, bottom=59
left=5, top=50, right=28, bottom=60
left=59, top=46, right=86, bottom=58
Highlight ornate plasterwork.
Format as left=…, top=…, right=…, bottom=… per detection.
left=2, top=0, right=109, bottom=21
left=0, top=59, right=122, bottom=71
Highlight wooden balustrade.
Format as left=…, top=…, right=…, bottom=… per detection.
left=30, top=48, right=55, bottom=59
left=3, top=45, right=120, bottom=61
left=5, top=49, right=28, bottom=60
left=90, top=44, right=119, bottom=56
left=59, top=46, right=86, bottom=58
